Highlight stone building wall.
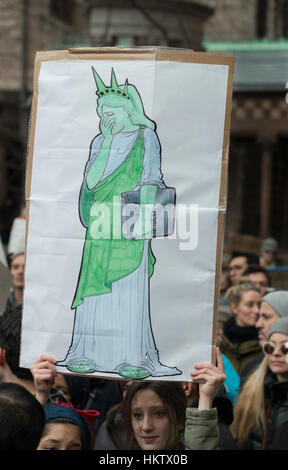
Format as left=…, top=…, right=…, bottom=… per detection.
left=25, top=0, right=78, bottom=88
left=0, top=0, right=23, bottom=91
left=196, top=0, right=284, bottom=41
left=0, top=0, right=88, bottom=243
left=197, top=0, right=257, bottom=40
left=0, top=0, right=88, bottom=92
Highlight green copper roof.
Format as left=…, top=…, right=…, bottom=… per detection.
left=203, top=40, right=288, bottom=91
left=203, top=39, right=288, bottom=52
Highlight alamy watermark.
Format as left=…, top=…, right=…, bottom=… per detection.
left=88, top=196, right=199, bottom=251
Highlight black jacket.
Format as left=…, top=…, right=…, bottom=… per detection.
left=239, top=351, right=264, bottom=389
left=248, top=371, right=288, bottom=450
left=221, top=317, right=261, bottom=375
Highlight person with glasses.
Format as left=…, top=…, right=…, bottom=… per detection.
left=231, top=316, right=288, bottom=450
left=240, top=290, right=288, bottom=386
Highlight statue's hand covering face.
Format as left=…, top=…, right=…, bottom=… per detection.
left=93, top=67, right=155, bottom=131
left=101, top=105, right=132, bottom=135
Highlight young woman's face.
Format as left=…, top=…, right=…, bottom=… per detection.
left=266, top=332, right=288, bottom=381
left=232, top=290, right=261, bottom=327
left=131, top=389, right=171, bottom=450
left=37, top=422, right=82, bottom=450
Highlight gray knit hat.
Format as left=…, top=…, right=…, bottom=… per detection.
left=261, top=237, right=278, bottom=252
left=268, top=316, right=288, bottom=339
left=262, top=290, right=288, bottom=317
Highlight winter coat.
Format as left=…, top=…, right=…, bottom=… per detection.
left=221, top=317, right=262, bottom=375
left=248, top=371, right=288, bottom=450
left=94, top=404, right=125, bottom=450
left=221, top=353, right=240, bottom=404
left=239, top=351, right=265, bottom=389
left=190, top=385, right=238, bottom=450
left=184, top=407, right=219, bottom=450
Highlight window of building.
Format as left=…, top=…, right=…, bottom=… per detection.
left=50, top=0, right=74, bottom=24
left=283, top=0, right=288, bottom=37
left=256, top=0, right=268, bottom=38
left=271, top=0, right=288, bottom=38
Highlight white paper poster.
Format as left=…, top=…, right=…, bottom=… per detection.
left=21, top=49, right=234, bottom=381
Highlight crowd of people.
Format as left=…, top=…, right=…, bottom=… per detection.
left=0, top=234, right=288, bottom=451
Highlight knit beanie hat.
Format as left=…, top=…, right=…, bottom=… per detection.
left=44, top=404, right=88, bottom=433
left=261, top=238, right=278, bottom=252
left=262, top=290, right=288, bottom=317
left=268, top=316, right=288, bottom=339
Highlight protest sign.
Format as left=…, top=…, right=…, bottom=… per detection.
left=0, top=236, right=11, bottom=316
left=21, top=48, right=234, bottom=381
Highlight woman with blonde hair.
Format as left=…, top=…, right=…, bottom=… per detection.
left=220, top=281, right=262, bottom=374
left=231, top=316, right=288, bottom=450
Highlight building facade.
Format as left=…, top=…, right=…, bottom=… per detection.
left=0, top=0, right=89, bottom=245
left=1, top=0, right=287, bottom=263
left=0, top=0, right=213, bottom=247
left=88, top=0, right=213, bottom=49
left=198, top=0, right=288, bottom=260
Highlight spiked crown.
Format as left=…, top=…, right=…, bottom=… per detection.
left=92, top=67, right=133, bottom=103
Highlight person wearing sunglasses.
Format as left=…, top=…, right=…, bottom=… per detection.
left=240, top=289, right=288, bottom=386
left=231, top=316, right=288, bottom=450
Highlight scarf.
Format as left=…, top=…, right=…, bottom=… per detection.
left=223, top=316, right=259, bottom=344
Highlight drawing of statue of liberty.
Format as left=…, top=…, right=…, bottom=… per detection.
left=57, top=67, right=181, bottom=379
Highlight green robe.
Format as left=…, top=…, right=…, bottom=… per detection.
left=72, top=128, right=155, bottom=309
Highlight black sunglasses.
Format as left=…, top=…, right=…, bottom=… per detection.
left=263, top=341, right=288, bottom=356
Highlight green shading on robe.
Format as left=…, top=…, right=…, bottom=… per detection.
left=72, top=128, right=156, bottom=309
